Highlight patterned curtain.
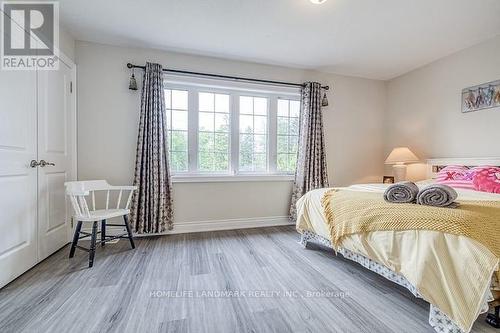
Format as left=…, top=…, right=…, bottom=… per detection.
left=130, top=62, right=174, bottom=233
left=290, top=82, right=329, bottom=220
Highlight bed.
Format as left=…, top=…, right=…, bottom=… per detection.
left=296, top=158, right=500, bottom=333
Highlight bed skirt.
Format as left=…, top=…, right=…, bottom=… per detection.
left=299, top=230, right=489, bottom=333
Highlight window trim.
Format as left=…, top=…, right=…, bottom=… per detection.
left=164, top=76, right=300, bottom=181
left=197, top=91, right=231, bottom=173
left=276, top=98, right=300, bottom=173
left=237, top=95, right=269, bottom=173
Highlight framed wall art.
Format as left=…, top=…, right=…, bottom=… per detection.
left=383, top=176, right=395, bottom=184
left=462, top=79, right=500, bottom=113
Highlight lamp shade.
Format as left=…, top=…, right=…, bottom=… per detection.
left=385, top=147, right=419, bottom=164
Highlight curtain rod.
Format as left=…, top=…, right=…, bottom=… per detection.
left=126, top=63, right=329, bottom=90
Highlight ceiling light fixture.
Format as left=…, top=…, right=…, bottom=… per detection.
left=310, top=0, right=327, bottom=4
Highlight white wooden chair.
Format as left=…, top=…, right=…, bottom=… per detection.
left=65, top=180, right=137, bottom=267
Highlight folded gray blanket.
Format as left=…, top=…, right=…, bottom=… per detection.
left=416, top=184, right=458, bottom=208
left=384, top=181, right=419, bottom=203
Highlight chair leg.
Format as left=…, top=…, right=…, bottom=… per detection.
left=88, top=221, right=98, bottom=268
left=101, top=219, right=106, bottom=246
left=123, top=215, right=135, bottom=249
left=69, top=220, right=82, bottom=258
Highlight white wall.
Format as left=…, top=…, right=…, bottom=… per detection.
left=76, top=41, right=386, bottom=226
left=75, top=35, right=500, bottom=226
left=385, top=35, right=500, bottom=180
left=59, top=25, right=75, bottom=62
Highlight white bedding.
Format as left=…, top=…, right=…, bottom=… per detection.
left=296, top=182, right=500, bottom=332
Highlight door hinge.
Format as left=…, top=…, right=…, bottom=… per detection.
left=70, top=81, right=73, bottom=93
left=71, top=217, right=74, bottom=228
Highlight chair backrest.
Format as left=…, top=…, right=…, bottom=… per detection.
left=65, top=180, right=110, bottom=195
left=65, top=180, right=136, bottom=218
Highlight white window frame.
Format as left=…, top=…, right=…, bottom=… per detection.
left=163, top=75, right=300, bottom=182
left=276, top=98, right=301, bottom=173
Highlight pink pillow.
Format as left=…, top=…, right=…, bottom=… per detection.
left=472, top=166, right=500, bottom=194
left=435, top=165, right=476, bottom=190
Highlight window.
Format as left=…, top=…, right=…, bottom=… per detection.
left=198, top=92, right=230, bottom=172
left=164, top=89, right=188, bottom=172
left=164, top=78, right=300, bottom=180
left=277, top=99, right=300, bottom=172
left=239, top=96, right=268, bottom=172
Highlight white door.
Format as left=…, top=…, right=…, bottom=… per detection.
left=0, top=25, right=39, bottom=287
left=37, top=60, right=76, bottom=261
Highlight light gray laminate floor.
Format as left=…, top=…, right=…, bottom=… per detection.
left=0, top=225, right=496, bottom=333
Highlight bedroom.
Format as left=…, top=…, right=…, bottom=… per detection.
left=0, top=0, right=499, bottom=332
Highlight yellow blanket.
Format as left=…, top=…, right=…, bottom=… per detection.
left=321, top=189, right=500, bottom=258
left=319, top=188, right=500, bottom=331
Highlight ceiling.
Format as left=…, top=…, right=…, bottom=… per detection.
left=60, top=0, right=500, bottom=80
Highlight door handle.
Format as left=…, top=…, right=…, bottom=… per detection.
left=39, top=160, right=56, bottom=167
left=30, top=160, right=40, bottom=168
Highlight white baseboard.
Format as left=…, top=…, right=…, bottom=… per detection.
left=80, top=216, right=293, bottom=237
left=135, top=215, right=293, bottom=237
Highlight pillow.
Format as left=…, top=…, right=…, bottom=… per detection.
left=472, top=166, right=500, bottom=194
left=435, top=165, right=476, bottom=190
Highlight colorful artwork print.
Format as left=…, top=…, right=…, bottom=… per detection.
left=462, top=79, right=500, bottom=113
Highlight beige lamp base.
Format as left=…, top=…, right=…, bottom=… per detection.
left=392, top=164, right=407, bottom=183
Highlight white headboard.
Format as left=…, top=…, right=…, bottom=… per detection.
left=426, top=157, right=500, bottom=179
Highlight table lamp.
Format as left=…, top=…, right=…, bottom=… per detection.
left=385, top=147, right=419, bottom=182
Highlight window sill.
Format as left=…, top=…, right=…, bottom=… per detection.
left=171, top=174, right=295, bottom=183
